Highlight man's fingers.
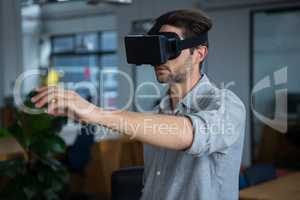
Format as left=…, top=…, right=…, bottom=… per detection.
left=32, top=87, right=80, bottom=118
left=34, top=91, right=66, bottom=108
left=47, top=101, right=74, bottom=118
left=32, top=86, right=65, bottom=101
left=32, top=87, right=57, bottom=102
left=35, top=86, right=48, bottom=92
left=34, top=93, right=55, bottom=108
left=47, top=99, right=63, bottom=115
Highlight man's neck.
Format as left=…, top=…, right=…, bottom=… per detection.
left=169, top=72, right=201, bottom=111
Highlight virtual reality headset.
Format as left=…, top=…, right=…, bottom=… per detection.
left=124, top=31, right=208, bottom=66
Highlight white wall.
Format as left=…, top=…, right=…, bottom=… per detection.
left=21, top=5, right=42, bottom=93
left=0, top=0, right=23, bottom=105
left=206, top=8, right=252, bottom=166
left=43, top=14, right=116, bottom=34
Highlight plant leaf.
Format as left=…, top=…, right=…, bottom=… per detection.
left=0, top=159, right=26, bottom=178
left=0, top=128, right=12, bottom=139
left=30, top=133, right=66, bottom=157
left=7, top=123, right=29, bottom=149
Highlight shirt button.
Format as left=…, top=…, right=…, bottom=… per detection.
left=156, top=171, right=161, bottom=176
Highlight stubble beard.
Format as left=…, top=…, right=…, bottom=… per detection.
left=157, top=58, right=194, bottom=84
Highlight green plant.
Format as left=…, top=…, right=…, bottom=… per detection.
left=0, top=91, right=69, bottom=200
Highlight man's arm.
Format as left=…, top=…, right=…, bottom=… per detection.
left=87, top=108, right=194, bottom=150
left=31, top=86, right=194, bottom=150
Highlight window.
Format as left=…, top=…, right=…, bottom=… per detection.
left=76, top=33, right=98, bottom=52
left=251, top=8, right=300, bottom=161
left=50, top=31, right=118, bottom=108
left=100, top=31, right=118, bottom=51
left=52, top=35, right=74, bottom=53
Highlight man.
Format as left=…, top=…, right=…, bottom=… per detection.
left=31, top=9, right=246, bottom=200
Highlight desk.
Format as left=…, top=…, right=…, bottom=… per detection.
left=0, top=138, right=25, bottom=161
left=240, top=172, right=300, bottom=200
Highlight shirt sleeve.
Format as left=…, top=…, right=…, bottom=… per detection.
left=182, top=90, right=246, bottom=157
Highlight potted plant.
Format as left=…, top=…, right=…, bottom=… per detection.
left=0, top=70, right=69, bottom=200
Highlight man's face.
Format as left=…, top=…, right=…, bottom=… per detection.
left=154, top=25, right=197, bottom=84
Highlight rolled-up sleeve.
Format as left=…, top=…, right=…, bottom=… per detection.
left=182, top=91, right=246, bottom=157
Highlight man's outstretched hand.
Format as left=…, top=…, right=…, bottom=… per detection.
left=31, top=86, right=97, bottom=122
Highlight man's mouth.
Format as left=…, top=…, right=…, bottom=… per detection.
left=155, top=65, right=170, bottom=72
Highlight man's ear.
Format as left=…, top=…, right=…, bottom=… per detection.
left=195, top=46, right=208, bottom=64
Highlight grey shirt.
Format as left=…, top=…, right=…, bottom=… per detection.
left=140, top=74, right=246, bottom=200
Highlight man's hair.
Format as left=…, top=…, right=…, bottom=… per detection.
left=149, top=9, right=213, bottom=48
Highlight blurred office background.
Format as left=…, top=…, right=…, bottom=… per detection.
left=1, top=0, right=300, bottom=199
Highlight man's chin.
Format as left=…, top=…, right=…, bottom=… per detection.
left=155, top=72, right=174, bottom=83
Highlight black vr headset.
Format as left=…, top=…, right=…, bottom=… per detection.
left=125, top=32, right=208, bottom=66
left=124, top=11, right=209, bottom=66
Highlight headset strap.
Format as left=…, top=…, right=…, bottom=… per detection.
left=178, top=32, right=208, bottom=50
